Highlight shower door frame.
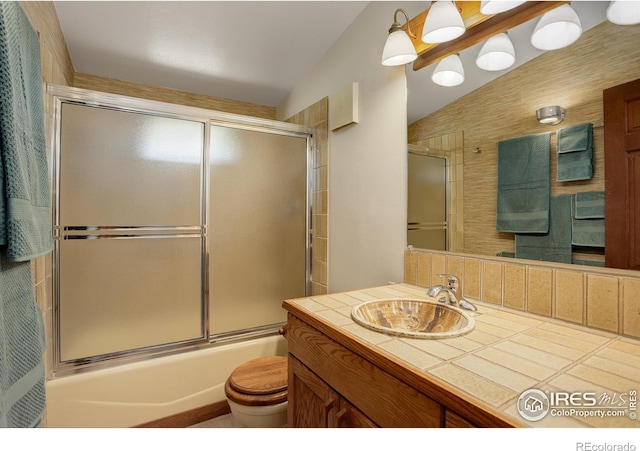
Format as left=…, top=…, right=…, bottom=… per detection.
left=48, top=85, right=313, bottom=376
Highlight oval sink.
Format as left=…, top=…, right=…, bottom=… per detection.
left=351, top=298, right=475, bottom=339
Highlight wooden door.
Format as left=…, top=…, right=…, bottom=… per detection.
left=603, top=78, right=640, bottom=269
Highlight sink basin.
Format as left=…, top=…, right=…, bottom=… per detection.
left=351, top=298, right=475, bottom=339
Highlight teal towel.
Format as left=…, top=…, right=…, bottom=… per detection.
left=0, top=253, right=46, bottom=428
left=515, top=194, right=573, bottom=264
left=571, top=190, right=605, bottom=247
left=575, top=191, right=604, bottom=219
left=572, top=259, right=605, bottom=267
left=0, top=2, right=48, bottom=429
left=557, top=123, right=593, bottom=182
left=0, top=2, right=53, bottom=262
left=496, top=133, right=551, bottom=233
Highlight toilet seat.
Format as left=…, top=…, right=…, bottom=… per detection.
left=224, top=356, right=288, bottom=407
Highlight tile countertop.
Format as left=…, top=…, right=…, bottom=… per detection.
left=283, top=283, right=640, bottom=428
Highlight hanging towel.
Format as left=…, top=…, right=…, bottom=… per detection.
left=557, top=123, right=593, bottom=182
left=515, top=194, right=573, bottom=264
left=0, top=2, right=53, bottom=262
left=0, top=2, right=49, bottom=428
left=0, top=253, right=46, bottom=428
left=572, top=190, right=605, bottom=247
left=574, top=191, right=605, bottom=219
left=496, top=133, right=551, bottom=233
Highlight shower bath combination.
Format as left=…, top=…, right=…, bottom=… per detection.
left=49, top=85, right=312, bottom=375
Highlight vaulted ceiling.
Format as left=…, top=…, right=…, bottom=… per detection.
left=54, top=1, right=610, bottom=125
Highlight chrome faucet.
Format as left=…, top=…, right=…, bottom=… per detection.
left=427, top=273, right=477, bottom=311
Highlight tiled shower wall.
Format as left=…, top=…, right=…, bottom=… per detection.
left=21, top=2, right=74, bottom=380
left=405, top=248, right=640, bottom=340
left=286, top=99, right=329, bottom=295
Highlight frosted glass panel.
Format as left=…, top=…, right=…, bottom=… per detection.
left=408, top=153, right=446, bottom=224
left=59, top=236, right=203, bottom=361
left=209, top=125, right=308, bottom=334
left=59, top=103, right=203, bottom=226
left=408, top=229, right=446, bottom=251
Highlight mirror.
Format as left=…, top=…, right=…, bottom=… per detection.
left=406, top=18, right=640, bottom=270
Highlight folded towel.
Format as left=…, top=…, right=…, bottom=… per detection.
left=515, top=194, right=573, bottom=264
left=575, top=191, right=605, bottom=219
left=572, top=259, right=605, bottom=267
left=571, top=188, right=605, bottom=247
left=0, top=2, right=53, bottom=262
left=0, top=253, right=46, bottom=428
left=557, top=123, right=593, bottom=182
left=496, top=133, right=551, bottom=233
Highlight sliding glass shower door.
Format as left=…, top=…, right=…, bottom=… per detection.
left=56, top=103, right=206, bottom=362
left=208, top=125, right=308, bottom=336
left=51, top=86, right=311, bottom=371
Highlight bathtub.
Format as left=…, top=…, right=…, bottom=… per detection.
left=45, top=335, right=287, bottom=427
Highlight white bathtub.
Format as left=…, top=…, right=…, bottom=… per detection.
left=45, top=335, right=288, bottom=427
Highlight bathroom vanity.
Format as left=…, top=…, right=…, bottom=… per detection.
left=282, top=284, right=640, bottom=428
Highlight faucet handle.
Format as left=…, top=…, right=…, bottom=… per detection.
left=436, top=273, right=459, bottom=291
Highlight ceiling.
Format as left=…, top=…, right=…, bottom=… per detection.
left=54, top=1, right=610, bottom=125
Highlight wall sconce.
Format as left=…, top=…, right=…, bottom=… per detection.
left=606, top=0, right=640, bottom=25
left=530, top=4, right=582, bottom=51
left=536, top=106, right=565, bottom=125
left=432, top=53, right=464, bottom=87
left=422, top=1, right=465, bottom=44
left=476, top=32, right=515, bottom=71
left=381, top=8, right=418, bottom=66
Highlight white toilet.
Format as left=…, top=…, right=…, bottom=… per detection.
left=224, top=356, right=288, bottom=428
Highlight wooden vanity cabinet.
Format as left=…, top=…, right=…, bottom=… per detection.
left=288, top=355, right=377, bottom=427
left=285, top=313, right=443, bottom=428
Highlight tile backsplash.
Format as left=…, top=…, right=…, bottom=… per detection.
left=404, top=248, right=640, bottom=339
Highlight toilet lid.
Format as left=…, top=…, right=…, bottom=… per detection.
left=228, top=356, right=288, bottom=395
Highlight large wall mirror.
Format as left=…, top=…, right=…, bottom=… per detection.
left=406, top=17, right=640, bottom=271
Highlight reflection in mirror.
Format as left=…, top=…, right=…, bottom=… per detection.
left=408, top=149, right=447, bottom=251
left=406, top=20, right=640, bottom=270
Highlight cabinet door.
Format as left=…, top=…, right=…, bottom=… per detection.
left=445, top=410, right=476, bottom=428
left=288, top=355, right=338, bottom=428
left=336, top=399, right=378, bottom=428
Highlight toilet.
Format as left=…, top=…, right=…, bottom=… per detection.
left=224, top=356, right=288, bottom=428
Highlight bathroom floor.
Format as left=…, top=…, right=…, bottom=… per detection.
left=189, top=413, right=243, bottom=428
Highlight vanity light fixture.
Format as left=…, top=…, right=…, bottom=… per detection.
left=381, top=8, right=418, bottom=66
left=422, top=1, right=466, bottom=44
left=530, top=4, right=582, bottom=51
left=536, top=106, right=565, bottom=125
left=476, top=32, right=515, bottom=71
left=432, top=53, right=464, bottom=87
left=479, top=0, right=526, bottom=15
left=606, top=0, right=640, bottom=25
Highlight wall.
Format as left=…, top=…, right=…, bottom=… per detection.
left=405, top=248, right=640, bottom=340
left=408, top=20, right=640, bottom=262
left=286, top=99, right=329, bottom=295
left=278, top=2, right=408, bottom=292
left=74, top=73, right=276, bottom=120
